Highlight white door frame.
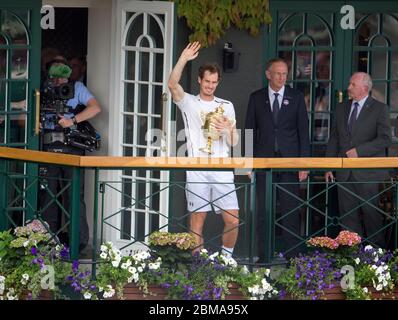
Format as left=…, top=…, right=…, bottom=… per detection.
left=106, top=0, right=174, bottom=252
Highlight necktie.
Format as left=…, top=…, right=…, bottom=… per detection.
left=272, top=93, right=279, bottom=125
left=348, top=102, right=359, bottom=134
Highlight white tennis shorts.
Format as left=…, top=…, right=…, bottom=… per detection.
left=185, top=171, right=239, bottom=213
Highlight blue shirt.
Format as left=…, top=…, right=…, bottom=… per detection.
left=43, top=81, right=94, bottom=129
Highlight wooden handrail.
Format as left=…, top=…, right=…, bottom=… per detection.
left=0, top=147, right=397, bottom=169
left=0, top=147, right=80, bottom=166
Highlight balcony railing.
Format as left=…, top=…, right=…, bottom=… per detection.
left=0, top=147, right=397, bottom=269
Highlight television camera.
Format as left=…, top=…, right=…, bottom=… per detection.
left=40, top=81, right=101, bottom=152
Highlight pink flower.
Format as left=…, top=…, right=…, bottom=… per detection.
left=335, top=231, right=361, bottom=247
left=307, top=236, right=339, bottom=250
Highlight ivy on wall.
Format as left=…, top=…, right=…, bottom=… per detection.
left=169, top=0, right=272, bottom=47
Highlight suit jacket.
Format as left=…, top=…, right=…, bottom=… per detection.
left=245, top=85, right=310, bottom=158
left=326, top=96, right=392, bottom=181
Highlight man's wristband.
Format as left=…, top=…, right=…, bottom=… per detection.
left=72, top=116, right=78, bottom=125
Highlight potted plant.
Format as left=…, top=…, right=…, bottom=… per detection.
left=95, top=231, right=279, bottom=300
left=276, top=230, right=398, bottom=300
left=0, top=220, right=71, bottom=300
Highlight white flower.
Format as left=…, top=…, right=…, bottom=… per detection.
left=99, top=252, right=107, bottom=259
left=23, top=240, right=29, bottom=247
left=22, top=273, right=29, bottom=281
left=209, top=252, right=219, bottom=261
left=242, top=266, right=249, bottom=274
left=200, top=248, right=208, bottom=254
left=378, top=248, right=384, bottom=255
left=265, top=269, right=271, bottom=277
left=100, top=245, right=108, bottom=252
left=376, top=284, right=383, bottom=291
left=121, top=262, right=129, bottom=270
left=137, top=266, right=143, bottom=273
left=363, top=287, right=368, bottom=293
left=0, top=276, right=5, bottom=282
left=364, top=245, right=373, bottom=251
left=128, top=266, right=137, bottom=274
left=83, top=292, right=92, bottom=300
left=149, top=262, right=160, bottom=270
left=111, top=259, right=120, bottom=268
left=354, top=258, right=360, bottom=265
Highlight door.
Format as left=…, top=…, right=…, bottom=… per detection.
left=266, top=0, right=398, bottom=239
left=267, top=0, right=398, bottom=156
left=0, top=0, right=41, bottom=230
left=108, top=0, right=174, bottom=251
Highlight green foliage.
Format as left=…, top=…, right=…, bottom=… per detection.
left=0, top=220, right=72, bottom=300
left=170, top=0, right=271, bottom=47
left=148, top=231, right=196, bottom=272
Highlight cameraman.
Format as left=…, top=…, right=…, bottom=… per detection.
left=39, top=56, right=101, bottom=253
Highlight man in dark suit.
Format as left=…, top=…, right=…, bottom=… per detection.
left=325, top=72, right=391, bottom=248
left=245, top=58, right=310, bottom=262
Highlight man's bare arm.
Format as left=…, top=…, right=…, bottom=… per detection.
left=168, top=42, right=201, bottom=102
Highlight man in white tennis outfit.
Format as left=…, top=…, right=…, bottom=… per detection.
left=168, top=42, right=239, bottom=257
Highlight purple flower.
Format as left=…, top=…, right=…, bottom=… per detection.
left=31, top=247, right=37, bottom=256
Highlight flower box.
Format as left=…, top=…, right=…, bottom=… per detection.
left=320, top=286, right=398, bottom=300
left=20, top=290, right=53, bottom=300
left=107, top=283, right=246, bottom=300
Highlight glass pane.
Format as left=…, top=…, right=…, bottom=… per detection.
left=11, top=49, right=28, bottom=79
left=296, top=36, right=312, bottom=46
left=125, top=13, right=143, bottom=46
left=279, top=51, right=293, bottom=81
left=0, top=115, right=4, bottom=143
left=353, top=51, right=369, bottom=73
left=390, top=82, right=398, bottom=111
left=154, top=53, right=163, bottom=83
left=137, top=115, right=148, bottom=146
left=279, top=14, right=303, bottom=46
left=356, top=14, right=378, bottom=46
left=150, top=212, right=159, bottom=232
left=296, top=51, right=312, bottom=79
left=297, top=82, right=311, bottom=112
left=125, top=51, right=136, bottom=80
left=124, top=114, right=134, bottom=144
left=315, top=52, right=331, bottom=80
left=371, top=82, right=387, bottom=103
left=148, top=14, right=164, bottom=49
left=123, top=146, right=133, bottom=156
left=10, top=82, right=27, bottom=106
left=383, top=14, right=398, bottom=44
left=138, top=84, right=148, bottom=114
left=392, top=52, right=398, bottom=80
left=135, top=210, right=145, bottom=240
left=154, top=85, right=162, bottom=116
left=0, top=49, right=6, bottom=78
left=307, top=14, right=331, bottom=46
left=139, top=37, right=150, bottom=48
left=121, top=209, right=131, bottom=240
left=1, top=11, right=28, bottom=44
left=314, top=112, right=330, bottom=142
left=372, top=36, right=388, bottom=47
left=124, top=83, right=135, bottom=112
left=9, top=113, right=26, bottom=143
left=151, top=181, right=159, bottom=212
left=139, top=51, right=149, bottom=82
left=0, top=82, right=6, bottom=110
left=136, top=183, right=146, bottom=211
left=371, top=51, right=387, bottom=80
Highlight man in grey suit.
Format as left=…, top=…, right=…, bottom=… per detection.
left=325, top=72, right=391, bottom=247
